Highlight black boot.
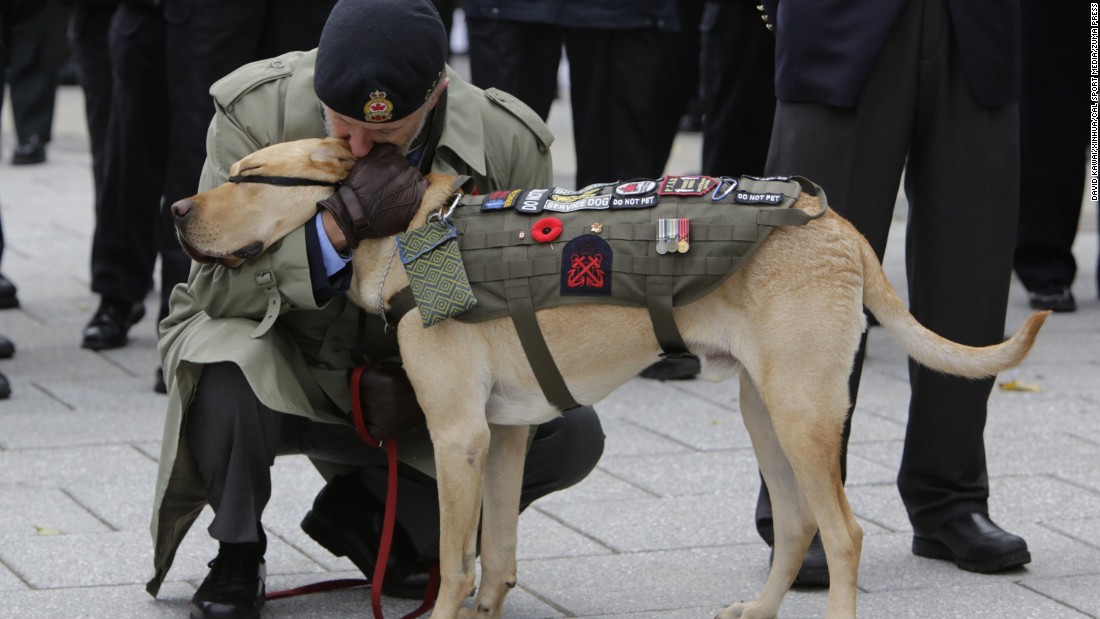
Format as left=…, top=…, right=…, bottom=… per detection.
left=301, top=474, right=431, bottom=599
left=191, top=534, right=266, bottom=619
left=81, top=297, right=146, bottom=350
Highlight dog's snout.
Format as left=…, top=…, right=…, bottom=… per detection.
left=171, top=199, right=195, bottom=221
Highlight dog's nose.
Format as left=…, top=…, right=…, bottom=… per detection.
left=171, top=199, right=194, bottom=221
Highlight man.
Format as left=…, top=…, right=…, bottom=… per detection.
left=146, top=1, right=605, bottom=617
left=755, top=0, right=1029, bottom=582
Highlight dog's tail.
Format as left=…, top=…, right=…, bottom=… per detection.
left=860, top=239, right=1049, bottom=379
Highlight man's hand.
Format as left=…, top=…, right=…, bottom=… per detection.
left=317, top=144, right=428, bottom=249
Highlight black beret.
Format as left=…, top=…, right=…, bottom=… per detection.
left=315, top=0, right=448, bottom=124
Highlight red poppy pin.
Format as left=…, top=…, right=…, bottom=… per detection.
left=532, top=217, right=563, bottom=243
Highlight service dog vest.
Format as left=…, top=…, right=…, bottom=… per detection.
left=389, top=175, right=829, bottom=410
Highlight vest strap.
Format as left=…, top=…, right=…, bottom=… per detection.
left=646, top=277, right=691, bottom=359
left=505, top=279, right=580, bottom=411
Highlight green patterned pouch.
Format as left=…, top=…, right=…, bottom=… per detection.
left=396, top=220, right=478, bottom=327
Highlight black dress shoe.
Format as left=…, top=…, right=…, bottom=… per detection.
left=912, top=512, right=1030, bottom=573
left=638, top=355, right=701, bottom=381
left=0, top=273, right=18, bottom=309
left=0, top=370, right=10, bottom=399
left=768, top=532, right=829, bottom=587
left=301, top=474, right=432, bottom=600
left=191, top=540, right=266, bottom=619
left=0, top=334, right=14, bottom=359
left=154, top=366, right=168, bottom=394
left=81, top=298, right=146, bottom=350
left=11, top=135, right=46, bottom=165
left=1028, top=285, right=1076, bottom=312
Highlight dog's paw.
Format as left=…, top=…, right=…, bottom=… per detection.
left=716, top=601, right=777, bottom=619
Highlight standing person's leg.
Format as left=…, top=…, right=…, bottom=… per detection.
left=7, top=0, right=65, bottom=164
left=1012, top=0, right=1089, bottom=312
left=650, top=0, right=703, bottom=175
left=467, top=18, right=562, bottom=121
left=68, top=1, right=117, bottom=194
left=83, top=3, right=166, bottom=351
left=759, top=0, right=923, bottom=579
left=565, top=27, right=669, bottom=187
left=699, top=0, right=775, bottom=178
left=900, top=0, right=1029, bottom=573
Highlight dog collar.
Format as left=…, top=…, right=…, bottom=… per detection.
left=227, top=174, right=340, bottom=187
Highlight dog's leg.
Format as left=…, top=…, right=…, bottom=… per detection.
left=718, top=373, right=815, bottom=619
left=423, top=406, right=491, bottom=619
left=464, top=423, right=528, bottom=619
left=756, top=363, right=862, bottom=619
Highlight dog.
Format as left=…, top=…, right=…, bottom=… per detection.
left=172, top=137, right=1048, bottom=619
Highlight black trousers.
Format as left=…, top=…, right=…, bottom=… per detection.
left=186, top=363, right=605, bottom=556
left=466, top=18, right=563, bottom=122
left=757, top=0, right=1018, bottom=536
left=68, top=1, right=116, bottom=196
left=565, top=27, right=675, bottom=187
left=1012, top=0, right=1092, bottom=294
left=90, top=0, right=337, bottom=320
left=699, top=0, right=775, bottom=178
left=90, top=2, right=169, bottom=310
left=0, top=0, right=65, bottom=145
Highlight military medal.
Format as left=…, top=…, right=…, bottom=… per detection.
left=666, top=219, right=679, bottom=253
left=677, top=219, right=690, bottom=253
left=656, top=218, right=669, bottom=254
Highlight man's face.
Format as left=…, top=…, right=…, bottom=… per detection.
left=323, top=78, right=448, bottom=159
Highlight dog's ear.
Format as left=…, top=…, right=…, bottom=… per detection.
left=310, top=138, right=357, bottom=178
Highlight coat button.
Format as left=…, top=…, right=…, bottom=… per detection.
left=271, top=59, right=285, bottom=69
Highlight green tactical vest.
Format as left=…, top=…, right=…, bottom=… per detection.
left=392, top=174, right=828, bottom=410
left=448, top=175, right=825, bottom=318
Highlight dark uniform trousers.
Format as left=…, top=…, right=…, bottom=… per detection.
left=564, top=27, right=673, bottom=187
left=467, top=17, right=681, bottom=187
left=68, top=1, right=117, bottom=195
left=758, top=0, right=1018, bottom=535
left=187, top=363, right=606, bottom=556
left=699, top=0, right=775, bottom=178
left=1012, top=0, right=1092, bottom=293
left=0, top=0, right=65, bottom=146
left=91, top=0, right=337, bottom=321
left=466, top=18, right=563, bottom=122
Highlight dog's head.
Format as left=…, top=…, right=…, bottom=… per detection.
left=171, top=138, right=357, bottom=268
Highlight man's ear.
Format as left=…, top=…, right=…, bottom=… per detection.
left=428, top=76, right=450, bottom=110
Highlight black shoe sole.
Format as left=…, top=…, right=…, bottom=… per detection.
left=912, top=536, right=1031, bottom=573
left=0, top=298, right=18, bottom=309
left=301, top=510, right=427, bottom=600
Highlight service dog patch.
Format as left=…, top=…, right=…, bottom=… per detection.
left=560, top=234, right=612, bottom=297
left=543, top=183, right=614, bottom=212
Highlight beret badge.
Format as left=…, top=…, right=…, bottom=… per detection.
left=363, top=90, right=395, bottom=123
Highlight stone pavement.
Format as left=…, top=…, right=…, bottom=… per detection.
left=2, top=64, right=1099, bottom=619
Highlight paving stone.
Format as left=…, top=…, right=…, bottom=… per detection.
left=0, top=486, right=111, bottom=536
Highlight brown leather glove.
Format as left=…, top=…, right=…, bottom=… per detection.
left=318, top=144, right=428, bottom=248
left=353, top=362, right=427, bottom=441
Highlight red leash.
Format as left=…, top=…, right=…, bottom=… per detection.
left=265, top=366, right=440, bottom=619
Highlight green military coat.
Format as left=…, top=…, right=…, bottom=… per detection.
left=148, top=49, right=554, bottom=595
